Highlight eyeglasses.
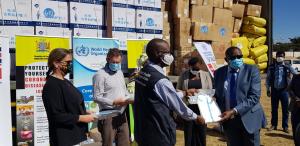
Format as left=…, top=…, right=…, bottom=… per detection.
left=229, top=55, right=243, bottom=60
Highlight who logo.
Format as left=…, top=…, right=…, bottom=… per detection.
left=76, top=45, right=89, bottom=56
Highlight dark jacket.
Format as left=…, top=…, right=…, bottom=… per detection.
left=214, top=64, right=267, bottom=134
left=134, top=64, right=176, bottom=146
left=42, top=76, right=88, bottom=146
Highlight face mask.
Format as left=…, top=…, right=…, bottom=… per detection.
left=276, top=57, right=284, bottom=63
left=109, top=63, right=121, bottom=72
left=190, top=69, right=199, bottom=75
left=161, top=53, right=174, bottom=66
left=61, top=62, right=72, bottom=75
left=229, top=58, right=244, bottom=70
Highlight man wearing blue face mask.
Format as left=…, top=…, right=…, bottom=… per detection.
left=134, top=39, right=205, bottom=146
left=93, top=48, right=131, bottom=146
left=214, top=47, right=267, bottom=146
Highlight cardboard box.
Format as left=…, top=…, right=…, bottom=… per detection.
left=174, top=49, right=193, bottom=58
left=171, top=0, right=189, bottom=18
left=161, top=2, right=167, bottom=11
left=190, top=0, right=203, bottom=5
left=192, top=22, right=216, bottom=41
left=136, top=10, right=163, bottom=30
left=70, top=2, right=104, bottom=25
left=232, top=4, right=245, bottom=18
left=190, top=5, right=213, bottom=23
left=213, top=0, right=224, bottom=8
left=32, top=0, right=68, bottom=23
left=112, top=0, right=135, bottom=5
left=135, top=0, right=161, bottom=8
left=36, top=26, right=71, bottom=37
left=0, top=26, right=34, bottom=48
left=155, top=34, right=163, bottom=39
left=214, top=24, right=232, bottom=42
left=163, top=21, right=170, bottom=35
left=246, top=4, right=262, bottom=17
left=211, top=41, right=231, bottom=59
left=213, top=8, right=232, bottom=25
left=203, top=0, right=213, bottom=6
left=1, top=0, right=32, bottom=22
left=174, top=18, right=192, bottom=47
left=74, top=28, right=103, bottom=38
left=239, top=0, right=249, bottom=2
left=113, top=7, right=136, bottom=28
left=175, top=36, right=193, bottom=48
left=233, top=18, right=242, bottom=33
left=232, top=32, right=240, bottom=38
left=113, top=31, right=128, bottom=50
left=223, top=0, right=233, bottom=9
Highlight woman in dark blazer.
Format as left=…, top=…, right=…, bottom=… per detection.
left=42, top=48, right=95, bottom=146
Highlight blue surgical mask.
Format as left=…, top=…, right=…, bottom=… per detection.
left=229, top=58, right=244, bottom=69
left=109, top=63, right=121, bottom=72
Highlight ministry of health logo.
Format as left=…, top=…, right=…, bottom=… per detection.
left=35, top=40, right=50, bottom=52
left=76, top=45, right=89, bottom=56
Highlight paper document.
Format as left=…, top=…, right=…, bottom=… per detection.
left=188, top=89, right=221, bottom=123
left=94, top=106, right=126, bottom=120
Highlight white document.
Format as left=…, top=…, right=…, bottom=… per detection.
left=188, top=89, right=221, bottom=123
left=94, top=106, right=126, bottom=120
left=197, top=94, right=221, bottom=123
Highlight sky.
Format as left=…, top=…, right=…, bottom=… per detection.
left=273, top=0, right=300, bottom=43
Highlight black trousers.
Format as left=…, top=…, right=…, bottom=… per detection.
left=184, top=104, right=206, bottom=146
left=291, top=108, right=300, bottom=146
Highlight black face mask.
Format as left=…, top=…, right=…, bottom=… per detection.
left=61, top=63, right=72, bottom=75
left=192, top=67, right=200, bottom=71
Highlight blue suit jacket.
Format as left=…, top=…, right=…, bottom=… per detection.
left=214, top=64, right=267, bottom=134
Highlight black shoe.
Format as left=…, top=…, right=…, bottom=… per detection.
left=283, top=128, right=289, bottom=133
left=268, top=126, right=277, bottom=131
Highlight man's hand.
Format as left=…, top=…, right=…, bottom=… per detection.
left=113, top=97, right=129, bottom=106
left=79, top=115, right=95, bottom=123
left=86, top=110, right=95, bottom=115
left=267, top=89, right=271, bottom=97
left=219, top=110, right=236, bottom=122
left=186, top=88, right=199, bottom=96
left=195, top=115, right=205, bottom=125
left=126, top=98, right=134, bottom=104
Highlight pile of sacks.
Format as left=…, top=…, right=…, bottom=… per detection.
left=231, top=16, right=268, bottom=73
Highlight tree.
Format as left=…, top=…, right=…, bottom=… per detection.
left=289, top=37, right=300, bottom=44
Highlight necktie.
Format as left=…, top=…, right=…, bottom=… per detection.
left=230, top=71, right=237, bottom=108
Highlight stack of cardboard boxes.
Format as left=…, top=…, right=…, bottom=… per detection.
left=161, top=0, right=267, bottom=75
left=168, top=0, right=235, bottom=74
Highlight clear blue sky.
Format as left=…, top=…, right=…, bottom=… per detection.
left=273, top=0, right=300, bottom=43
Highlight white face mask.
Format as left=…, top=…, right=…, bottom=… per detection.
left=161, top=54, right=174, bottom=66
left=190, top=69, right=199, bottom=75
left=276, top=57, right=284, bottom=63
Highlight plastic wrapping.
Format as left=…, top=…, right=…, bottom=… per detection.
left=257, top=62, right=268, bottom=70
left=231, top=37, right=249, bottom=57
left=252, top=36, right=267, bottom=48
left=243, top=58, right=256, bottom=65
left=255, top=53, right=268, bottom=63
left=242, top=25, right=266, bottom=36
left=243, top=16, right=267, bottom=27
left=250, top=45, right=268, bottom=58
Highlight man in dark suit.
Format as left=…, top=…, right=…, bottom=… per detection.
left=214, top=47, right=267, bottom=146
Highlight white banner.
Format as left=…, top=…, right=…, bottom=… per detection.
left=0, top=36, right=12, bottom=146
left=194, top=42, right=218, bottom=77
